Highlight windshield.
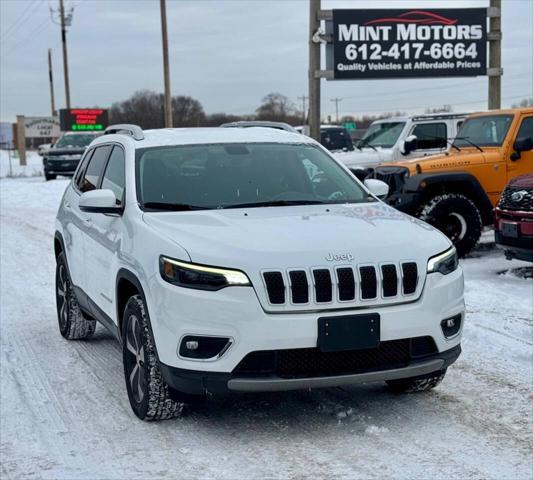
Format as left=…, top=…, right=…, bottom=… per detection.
left=54, top=133, right=98, bottom=149
left=320, top=129, right=353, bottom=151
left=358, top=122, right=405, bottom=148
left=453, top=115, right=513, bottom=148
left=136, top=143, right=370, bottom=210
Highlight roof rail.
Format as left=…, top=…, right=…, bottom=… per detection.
left=104, top=124, right=144, bottom=140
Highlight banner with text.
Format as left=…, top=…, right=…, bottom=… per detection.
left=331, top=9, right=487, bottom=79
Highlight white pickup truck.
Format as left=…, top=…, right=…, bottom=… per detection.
left=335, top=113, right=468, bottom=171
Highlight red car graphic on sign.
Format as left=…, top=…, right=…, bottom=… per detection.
left=365, top=10, right=458, bottom=26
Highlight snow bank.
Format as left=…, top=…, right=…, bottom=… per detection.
left=0, top=150, right=43, bottom=178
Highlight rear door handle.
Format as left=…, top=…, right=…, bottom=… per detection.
left=64, top=202, right=71, bottom=209
left=83, top=217, right=92, bottom=224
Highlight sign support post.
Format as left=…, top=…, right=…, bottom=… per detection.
left=16, top=116, right=26, bottom=166
left=488, top=0, right=502, bottom=110
left=308, top=0, right=321, bottom=141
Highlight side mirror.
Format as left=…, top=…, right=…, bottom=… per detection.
left=514, top=138, right=533, bottom=152
left=510, top=138, right=533, bottom=161
left=79, top=189, right=121, bottom=214
left=364, top=179, right=389, bottom=199
left=400, top=135, right=417, bottom=156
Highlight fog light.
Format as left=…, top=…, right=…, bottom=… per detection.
left=441, top=314, right=462, bottom=338
left=179, top=335, right=231, bottom=359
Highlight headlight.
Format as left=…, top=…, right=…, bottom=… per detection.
left=427, top=247, right=458, bottom=275
left=159, top=256, right=251, bottom=291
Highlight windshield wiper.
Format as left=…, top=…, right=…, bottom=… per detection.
left=142, top=202, right=208, bottom=211
left=454, top=137, right=483, bottom=152
left=221, top=200, right=326, bottom=209
left=356, top=138, right=378, bottom=152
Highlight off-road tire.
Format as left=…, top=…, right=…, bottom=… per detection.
left=419, top=194, right=482, bottom=257
left=55, top=252, right=96, bottom=340
left=122, top=295, right=185, bottom=421
left=45, top=172, right=56, bottom=181
left=386, top=369, right=447, bottom=393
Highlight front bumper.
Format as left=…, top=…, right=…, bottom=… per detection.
left=160, top=344, right=461, bottom=394
left=494, top=208, right=533, bottom=262
left=44, top=158, right=81, bottom=175
left=147, top=266, right=464, bottom=374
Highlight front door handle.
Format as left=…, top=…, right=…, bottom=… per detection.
left=83, top=218, right=92, bottom=225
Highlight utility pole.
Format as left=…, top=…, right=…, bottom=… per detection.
left=59, top=0, right=71, bottom=109
left=48, top=49, right=56, bottom=116
left=297, top=95, right=308, bottom=124
left=308, top=0, right=321, bottom=141
left=488, top=0, right=502, bottom=110
left=160, top=0, right=173, bottom=128
left=330, top=97, right=342, bottom=123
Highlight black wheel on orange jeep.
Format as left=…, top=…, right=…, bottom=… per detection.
left=419, top=194, right=482, bottom=258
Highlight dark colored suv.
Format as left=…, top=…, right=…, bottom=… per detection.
left=44, top=132, right=101, bottom=181
left=494, top=174, right=533, bottom=262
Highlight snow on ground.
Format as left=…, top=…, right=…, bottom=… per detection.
left=0, top=150, right=43, bottom=178
left=1, top=177, right=532, bottom=480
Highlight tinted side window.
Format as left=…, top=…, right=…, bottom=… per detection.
left=74, top=148, right=94, bottom=189
left=412, top=123, right=447, bottom=149
left=516, top=117, right=533, bottom=141
left=79, top=145, right=112, bottom=193
left=101, top=146, right=126, bottom=205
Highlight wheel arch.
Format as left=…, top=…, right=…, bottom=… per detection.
left=405, top=172, right=494, bottom=224
left=54, top=231, right=65, bottom=259
left=115, top=269, right=160, bottom=361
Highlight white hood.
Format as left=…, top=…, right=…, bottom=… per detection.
left=143, top=202, right=450, bottom=269
left=334, top=148, right=393, bottom=169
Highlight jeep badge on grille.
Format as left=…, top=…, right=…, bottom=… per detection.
left=325, top=253, right=354, bottom=262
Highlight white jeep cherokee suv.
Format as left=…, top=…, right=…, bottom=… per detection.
left=54, top=124, right=464, bottom=421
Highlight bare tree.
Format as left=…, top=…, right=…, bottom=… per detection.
left=109, top=90, right=165, bottom=129
left=255, top=92, right=301, bottom=123
left=171, top=96, right=206, bottom=127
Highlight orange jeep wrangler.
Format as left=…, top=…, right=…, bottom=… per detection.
left=372, top=108, right=533, bottom=257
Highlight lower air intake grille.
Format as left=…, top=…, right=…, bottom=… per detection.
left=233, top=337, right=437, bottom=379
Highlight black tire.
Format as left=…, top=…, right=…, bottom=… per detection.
left=386, top=369, right=447, bottom=393
left=122, top=295, right=185, bottom=421
left=419, top=194, right=482, bottom=257
left=45, top=172, right=56, bottom=181
left=55, top=252, right=96, bottom=340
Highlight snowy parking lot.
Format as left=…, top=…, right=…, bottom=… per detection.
left=1, top=176, right=531, bottom=479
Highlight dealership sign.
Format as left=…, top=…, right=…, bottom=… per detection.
left=24, top=117, right=60, bottom=138
left=330, top=9, right=487, bottom=79
left=59, top=108, right=109, bottom=132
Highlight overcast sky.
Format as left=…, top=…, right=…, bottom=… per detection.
left=1, top=0, right=532, bottom=122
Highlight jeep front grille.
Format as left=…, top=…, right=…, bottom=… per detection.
left=262, top=262, right=419, bottom=307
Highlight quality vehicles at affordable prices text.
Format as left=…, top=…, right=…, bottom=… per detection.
left=372, top=109, right=533, bottom=257
left=54, top=124, right=464, bottom=420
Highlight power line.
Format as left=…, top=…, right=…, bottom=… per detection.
left=0, top=0, right=41, bottom=42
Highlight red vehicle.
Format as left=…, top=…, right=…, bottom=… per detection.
left=494, top=174, right=533, bottom=262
